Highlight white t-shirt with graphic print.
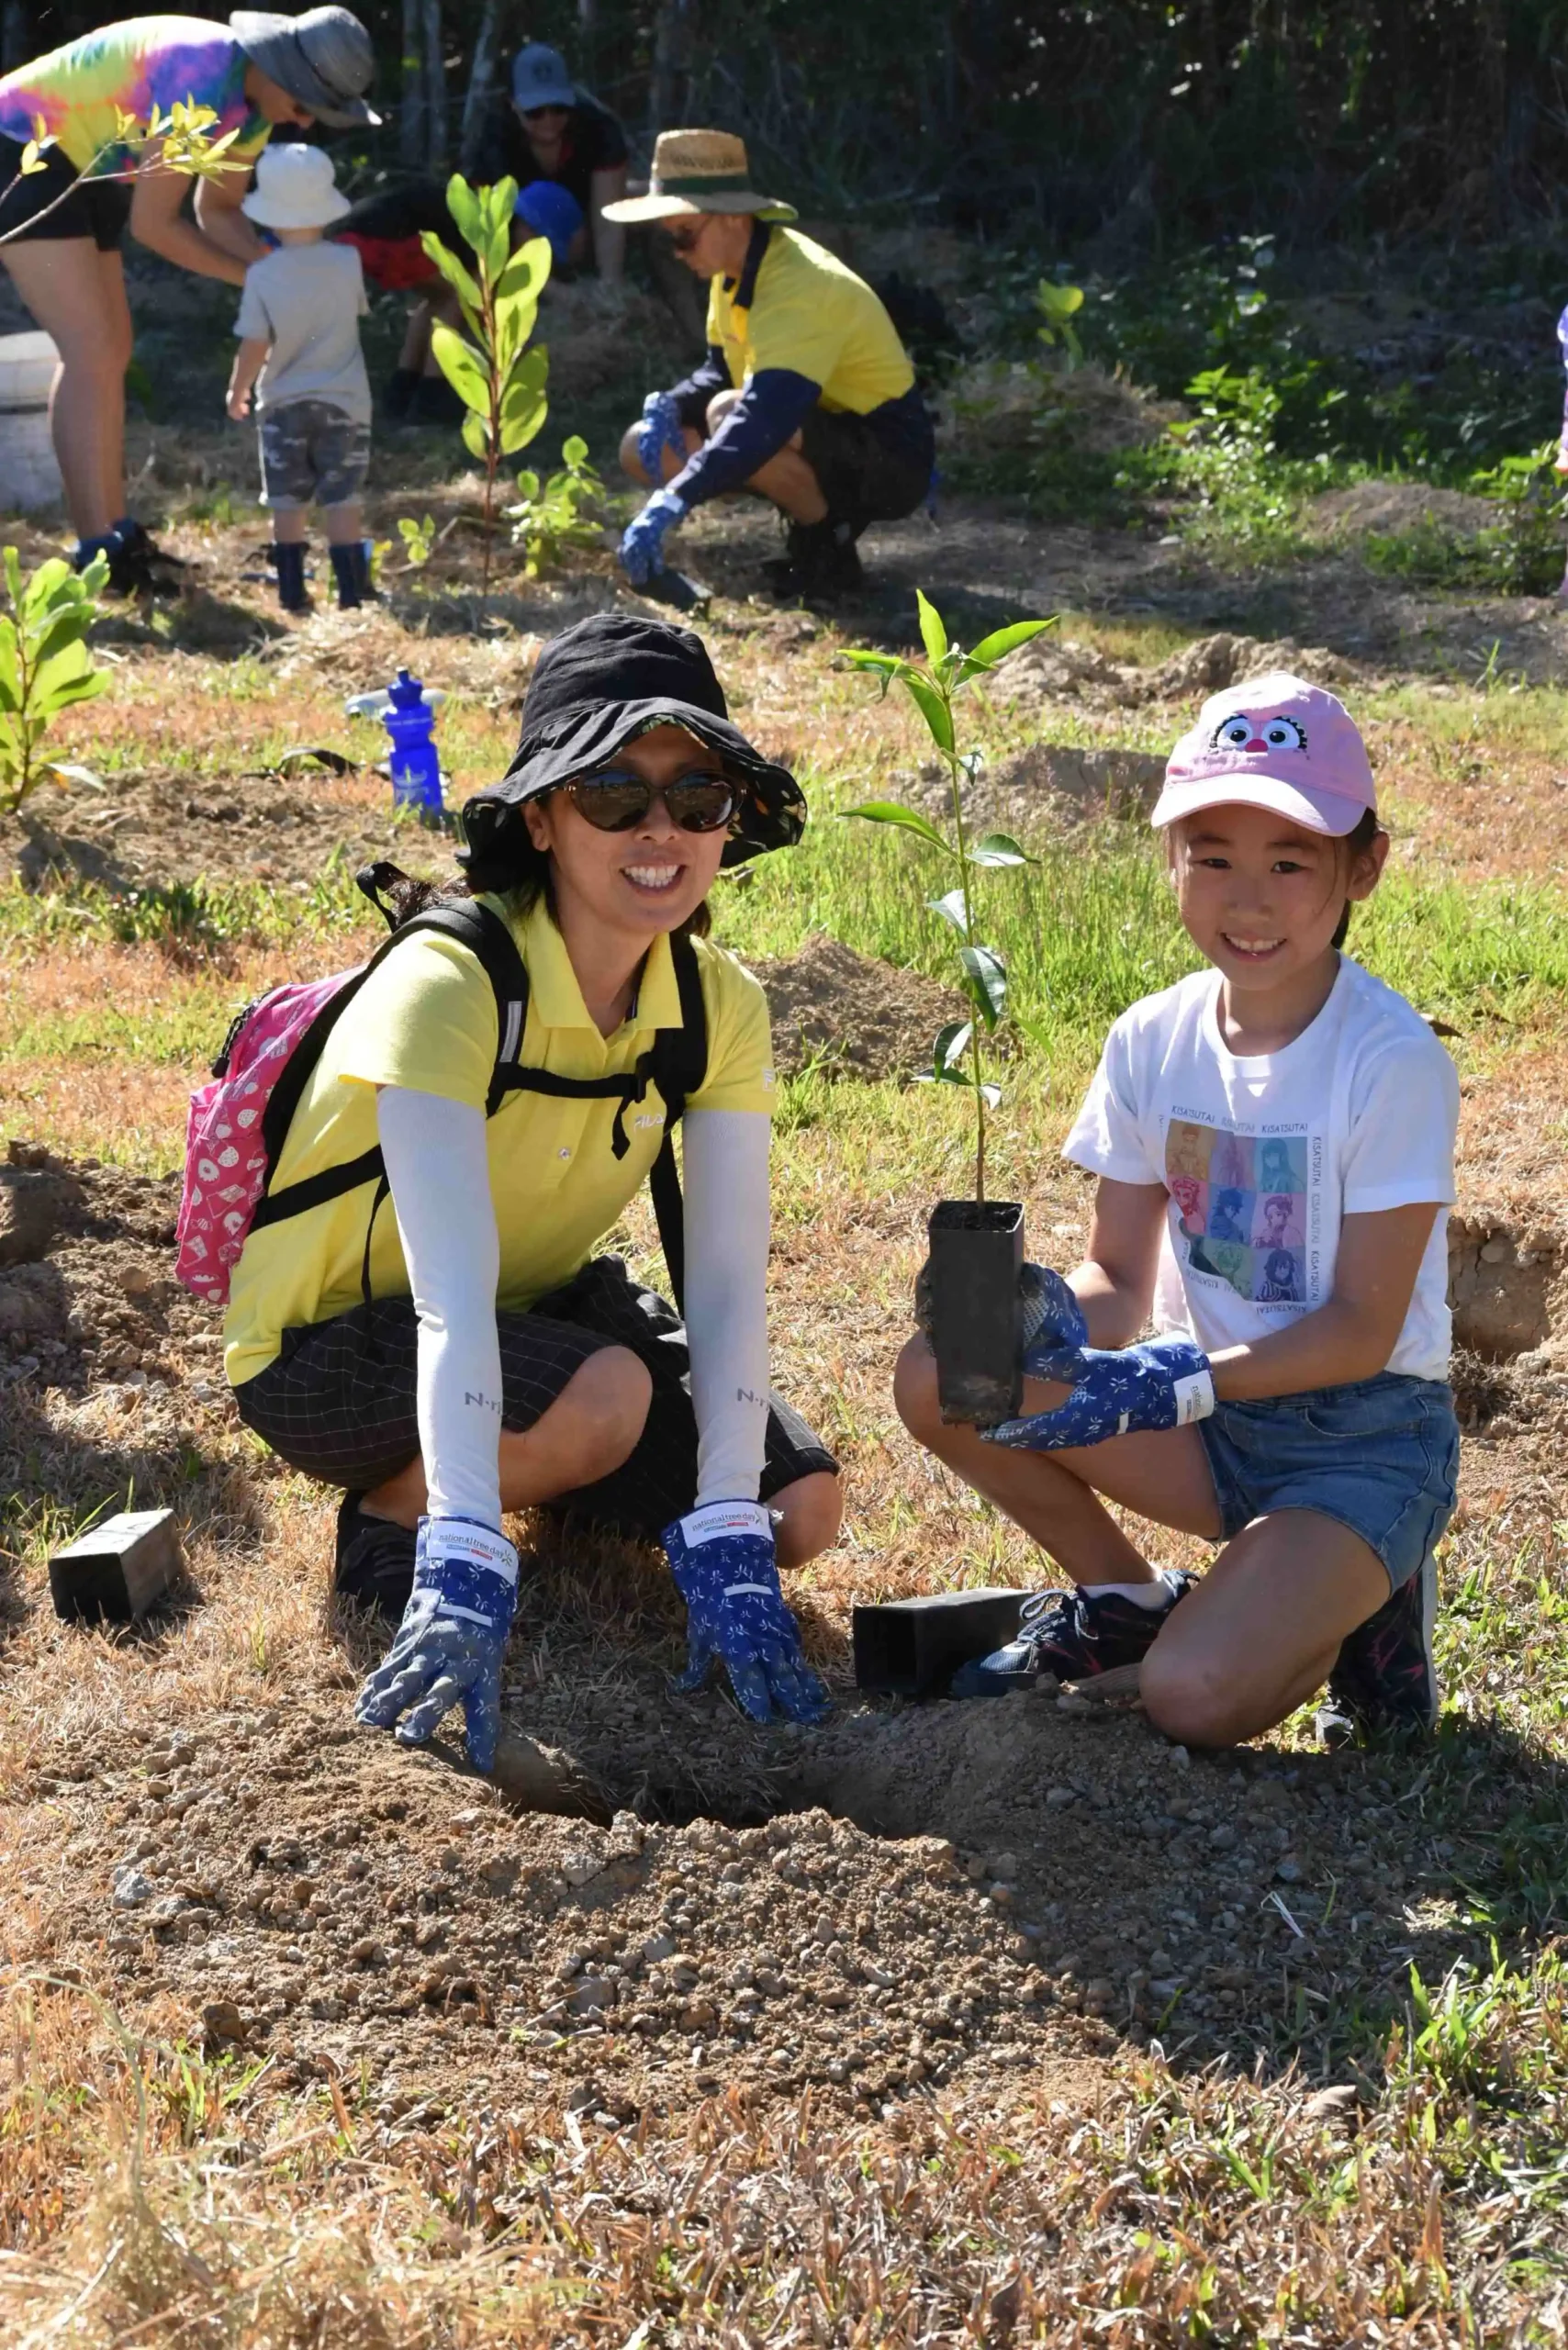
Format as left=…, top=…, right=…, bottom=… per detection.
left=1063, top=956, right=1460, bottom=1382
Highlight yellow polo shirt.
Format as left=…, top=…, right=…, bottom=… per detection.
left=222, top=896, right=775, bottom=1386
left=707, top=226, right=914, bottom=416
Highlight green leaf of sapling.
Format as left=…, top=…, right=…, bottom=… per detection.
left=901, top=669, right=955, bottom=753
left=957, top=616, right=1057, bottom=683
left=842, top=800, right=953, bottom=854
left=562, top=434, right=588, bottom=467
left=431, top=321, right=489, bottom=412
left=969, top=832, right=1036, bottom=867
left=915, top=588, right=948, bottom=666
left=460, top=408, right=489, bottom=462
left=443, top=173, right=484, bottom=250
left=932, top=1018, right=973, bottom=1075
left=419, top=230, right=482, bottom=314
left=958, top=944, right=1008, bottom=1027
left=926, top=886, right=971, bottom=935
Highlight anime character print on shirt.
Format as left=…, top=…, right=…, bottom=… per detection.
left=1165, top=1120, right=1307, bottom=1306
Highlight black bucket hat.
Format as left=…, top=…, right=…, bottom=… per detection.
left=460, top=612, right=806, bottom=874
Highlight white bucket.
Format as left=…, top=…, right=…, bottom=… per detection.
left=0, top=330, right=62, bottom=512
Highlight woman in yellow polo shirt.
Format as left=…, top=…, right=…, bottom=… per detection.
left=226, top=611, right=841, bottom=1766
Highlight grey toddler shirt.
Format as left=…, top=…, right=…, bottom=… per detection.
left=235, top=241, right=372, bottom=428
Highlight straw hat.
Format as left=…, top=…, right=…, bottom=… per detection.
left=602, top=129, right=796, bottom=223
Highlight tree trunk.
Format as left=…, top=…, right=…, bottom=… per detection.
left=650, top=0, right=691, bottom=134
left=399, top=0, right=425, bottom=171
left=422, top=0, right=449, bottom=173
left=459, top=0, right=502, bottom=170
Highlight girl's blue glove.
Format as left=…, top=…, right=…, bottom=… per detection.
left=353, top=1516, right=518, bottom=1771
left=663, top=1500, right=831, bottom=1725
left=636, top=387, right=687, bottom=477
left=983, top=1334, right=1215, bottom=1453
left=1018, top=1262, right=1089, bottom=1369
left=619, top=487, right=686, bottom=585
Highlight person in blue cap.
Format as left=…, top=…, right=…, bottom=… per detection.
left=463, top=39, right=628, bottom=282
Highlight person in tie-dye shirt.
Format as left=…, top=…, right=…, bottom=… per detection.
left=0, top=9, right=376, bottom=592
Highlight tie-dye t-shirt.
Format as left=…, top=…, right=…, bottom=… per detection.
left=0, top=16, right=271, bottom=178
left=1063, top=956, right=1459, bottom=1382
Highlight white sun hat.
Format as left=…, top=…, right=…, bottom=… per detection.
left=241, top=140, right=353, bottom=230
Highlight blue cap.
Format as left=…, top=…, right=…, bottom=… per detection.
left=514, top=178, right=584, bottom=264
left=511, top=41, right=575, bottom=111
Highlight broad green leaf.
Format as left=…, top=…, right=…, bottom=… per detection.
left=499, top=393, right=548, bottom=454
left=842, top=800, right=953, bottom=854
left=0, top=625, right=20, bottom=713
left=17, top=555, right=73, bottom=614
left=461, top=408, right=489, bottom=462
left=431, top=322, right=489, bottom=413
left=916, top=588, right=948, bottom=666
left=958, top=616, right=1057, bottom=679
left=933, top=1018, right=973, bottom=1074
left=839, top=647, right=904, bottom=676
left=513, top=468, right=541, bottom=500
left=969, top=831, right=1036, bottom=867
left=497, top=232, right=550, bottom=304
left=443, top=173, right=484, bottom=252
left=34, top=666, right=109, bottom=713
left=563, top=434, right=588, bottom=466
left=24, top=611, right=92, bottom=668
left=958, top=943, right=1008, bottom=1028
left=926, top=886, right=971, bottom=936
left=900, top=669, right=955, bottom=754
left=419, top=231, right=482, bottom=314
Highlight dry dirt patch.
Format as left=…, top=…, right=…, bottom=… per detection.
left=752, top=934, right=962, bottom=1079
left=994, top=627, right=1362, bottom=715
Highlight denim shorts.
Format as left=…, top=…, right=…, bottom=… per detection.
left=1197, top=1372, right=1460, bottom=1594
left=258, top=398, right=370, bottom=510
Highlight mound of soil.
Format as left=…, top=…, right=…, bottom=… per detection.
left=995, top=630, right=1356, bottom=714
left=940, top=359, right=1180, bottom=461
left=900, top=743, right=1167, bottom=842
left=753, top=934, right=961, bottom=1080
left=1308, top=482, right=1501, bottom=541
left=4, top=769, right=454, bottom=900
left=0, top=1141, right=221, bottom=1394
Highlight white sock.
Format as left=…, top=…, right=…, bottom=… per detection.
left=1081, top=1575, right=1175, bottom=1611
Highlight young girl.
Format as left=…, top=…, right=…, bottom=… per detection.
left=895, top=675, right=1461, bottom=1748
left=225, top=612, right=841, bottom=1766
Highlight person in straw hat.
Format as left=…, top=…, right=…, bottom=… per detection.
left=0, top=7, right=378, bottom=595
left=606, top=129, right=934, bottom=603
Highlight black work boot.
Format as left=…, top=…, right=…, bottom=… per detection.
left=334, top=1494, right=417, bottom=1623
left=330, top=541, right=365, bottom=609
left=763, top=514, right=865, bottom=604
left=273, top=541, right=308, bottom=612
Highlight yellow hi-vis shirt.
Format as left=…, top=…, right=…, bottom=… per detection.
left=706, top=226, right=914, bottom=416
left=222, top=896, right=775, bottom=1387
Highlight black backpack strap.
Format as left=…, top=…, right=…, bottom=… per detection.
left=250, top=900, right=531, bottom=1248
left=646, top=931, right=710, bottom=1316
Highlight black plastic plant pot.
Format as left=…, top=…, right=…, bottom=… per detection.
left=926, top=1198, right=1025, bottom=1428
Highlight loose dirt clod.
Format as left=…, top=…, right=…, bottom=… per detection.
left=753, top=934, right=962, bottom=1080
left=995, top=629, right=1358, bottom=714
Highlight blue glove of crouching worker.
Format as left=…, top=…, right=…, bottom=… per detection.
left=663, top=1499, right=831, bottom=1725
left=975, top=1259, right=1215, bottom=1453
left=635, top=386, right=688, bottom=479
left=354, top=1516, right=519, bottom=1772
left=619, top=487, right=688, bottom=585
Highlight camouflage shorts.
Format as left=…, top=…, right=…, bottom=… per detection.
left=257, top=399, right=370, bottom=509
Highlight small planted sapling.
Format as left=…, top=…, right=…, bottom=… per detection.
left=0, top=544, right=110, bottom=816
left=844, top=590, right=1054, bottom=1426
left=505, top=434, right=606, bottom=576
left=420, top=175, right=552, bottom=596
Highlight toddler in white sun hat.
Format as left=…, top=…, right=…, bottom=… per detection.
left=897, top=674, right=1462, bottom=1751
left=227, top=141, right=372, bottom=614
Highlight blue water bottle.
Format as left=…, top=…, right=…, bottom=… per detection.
left=382, top=668, right=443, bottom=814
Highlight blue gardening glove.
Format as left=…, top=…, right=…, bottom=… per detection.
left=983, top=1333, right=1215, bottom=1453
left=1018, top=1261, right=1090, bottom=1371
left=664, top=1500, right=831, bottom=1726
left=619, top=487, right=686, bottom=586
left=636, top=387, right=688, bottom=478
left=353, top=1516, right=519, bottom=1771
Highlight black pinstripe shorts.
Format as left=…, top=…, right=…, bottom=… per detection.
left=231, top=1254, right=837, bottom=1538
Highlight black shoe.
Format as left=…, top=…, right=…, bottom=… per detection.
left=112, top=517, right=191, bottom=572
left=384, top=365, right=420, bottom=421
left=1317, top=1554, right=1439, bottom=1743
left=334, top=1494, right=417, bottom=1622
left=951, top=1571, right=1193, bottom=1698
left=765, top=514, right=866, bottom=604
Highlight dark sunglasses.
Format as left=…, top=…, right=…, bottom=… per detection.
left=522, top=102, right=569, bottom=120
left=666, top=220, right=707, bottom=254
left=560, top=767, right=737, bottom=833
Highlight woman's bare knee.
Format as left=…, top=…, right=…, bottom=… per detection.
left=562, top=1345, right=652, bottom=1477
left=775, top=1470, right=843, bottom=1567
left=892, top=1333, right=941, bottom=1442
left=705, top=387, right=741, bottom=433
left=619, top=423, right=651, bottom=484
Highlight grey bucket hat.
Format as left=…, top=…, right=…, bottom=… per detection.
left=230, top=7, right=382, bottom=128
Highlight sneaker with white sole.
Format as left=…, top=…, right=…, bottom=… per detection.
left=950, top=1569, right=1194, bottom=1698
left=1316, top=1552, right=1439, bottom=1744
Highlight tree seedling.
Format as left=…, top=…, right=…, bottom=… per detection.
left=420, top=175, right=552, bottom=596
left=844, top=591, right=1055, bottom=1427
left=0, top=544, right=110, bottom=816
left=506, top=434, right=606, bottom=576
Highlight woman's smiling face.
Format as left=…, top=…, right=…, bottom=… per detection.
left=521, top=722, right=732, bottom=946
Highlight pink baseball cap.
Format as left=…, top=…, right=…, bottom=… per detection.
left=1151, top=672, right=1377, bottom=837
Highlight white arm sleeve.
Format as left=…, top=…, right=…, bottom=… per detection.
left=376, top=1085, right=504, bottom=1528
left=680, top=1109, right=771, bottom=1508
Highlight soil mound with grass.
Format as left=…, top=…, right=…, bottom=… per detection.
left=752, top=934, right=961, bottom=1080
left=1308, top=481, right=1500, bottom=541
left=994, top=629, right=1357, bottom=713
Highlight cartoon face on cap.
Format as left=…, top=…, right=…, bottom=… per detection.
left=1210, top=710, right=1308, bottom=758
